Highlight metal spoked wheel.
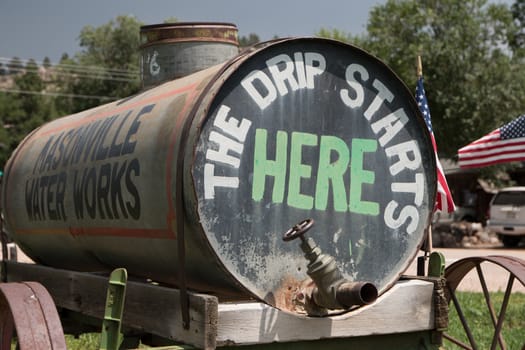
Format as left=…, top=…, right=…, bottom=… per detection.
left=443, top=255, right=525, bottom=350
left=0, top=282, right=66, bottom=350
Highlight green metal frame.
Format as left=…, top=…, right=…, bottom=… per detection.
left=100, top=268, right=128, bottom=350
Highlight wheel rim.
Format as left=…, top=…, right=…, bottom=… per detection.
left=444, top=255, right=525, bottom=350
left=0, top=282, right=66, bottom=350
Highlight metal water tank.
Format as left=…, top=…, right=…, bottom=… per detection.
left=1, top=37, right=436, bottom=313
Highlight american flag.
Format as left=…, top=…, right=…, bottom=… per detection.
left=416, top=77, right=456, bottom=213
left=458, top=115, right=525, bottom=168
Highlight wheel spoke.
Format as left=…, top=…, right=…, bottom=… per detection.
left=490, top=275, right=514, bottom=350
left=443, top=332, right=474, bottom=350
left=476, top=264, right=506, bottom=349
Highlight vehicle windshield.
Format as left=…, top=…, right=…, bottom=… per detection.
left=493, top=191, right=525, bottom=206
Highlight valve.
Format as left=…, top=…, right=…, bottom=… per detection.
left=283, top=218, right=378, bottom=314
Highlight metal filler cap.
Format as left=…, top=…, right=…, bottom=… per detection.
left=191, top=38, right=437, bottom=312
left=140, top=22, right=239, bottom=87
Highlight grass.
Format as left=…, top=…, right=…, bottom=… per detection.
left=65, top=333, right=100, bottom=350
left=444, top=291, right=525, bottom=349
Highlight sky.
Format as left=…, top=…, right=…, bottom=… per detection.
left=0, top=0, right=515, bottom=65
left=0, top=0, right=386, bottom=64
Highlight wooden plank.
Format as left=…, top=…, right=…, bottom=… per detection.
left=6, top=262, right=437, bottom=348
left=5, top=261, right=218, bottom=350
left=216, top=279, right=435, bottom=346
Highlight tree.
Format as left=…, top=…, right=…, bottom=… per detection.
left=58, top=15, right=142, bottom=112
left=239, top=33, right=261, bottom=48
left=510, top=0, right=525, bottom=50
left=11, top=60, right=49, bottom=136
left=7, top=57, right=23, bottom=75
left=0, top=59, right=55, bottom=166
left=0, top=92, right=24, bottom=167
left=1, top=16, right=162, bottom=167
left=316, top=28, right=354, bottom=43
left=318, top=0, right=524, bottom=159
left=0, top=55, right=66, bottom=165
left=43, top=57, right=52, bottom=69
left=51, top=54, right=77, bottom=116
left=163, top=16, right=178, bottom=23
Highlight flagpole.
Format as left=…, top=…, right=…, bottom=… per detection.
left=416, top=55, right=433, bottom=276
left=417, top=55, right=423, bottom=78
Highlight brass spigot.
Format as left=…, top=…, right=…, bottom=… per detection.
left=283, top=219, right=378, bottom=313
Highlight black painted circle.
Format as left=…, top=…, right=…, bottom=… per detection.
left=192, top=38, right=436, bottom=305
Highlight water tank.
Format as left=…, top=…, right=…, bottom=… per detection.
left=1, top=37, right=436, bottom=313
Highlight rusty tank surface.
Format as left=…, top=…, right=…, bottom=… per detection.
left=1, top=37, right=436, bottom=314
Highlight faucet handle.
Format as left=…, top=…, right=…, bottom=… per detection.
left=283, top=218, right=315, bottom=242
